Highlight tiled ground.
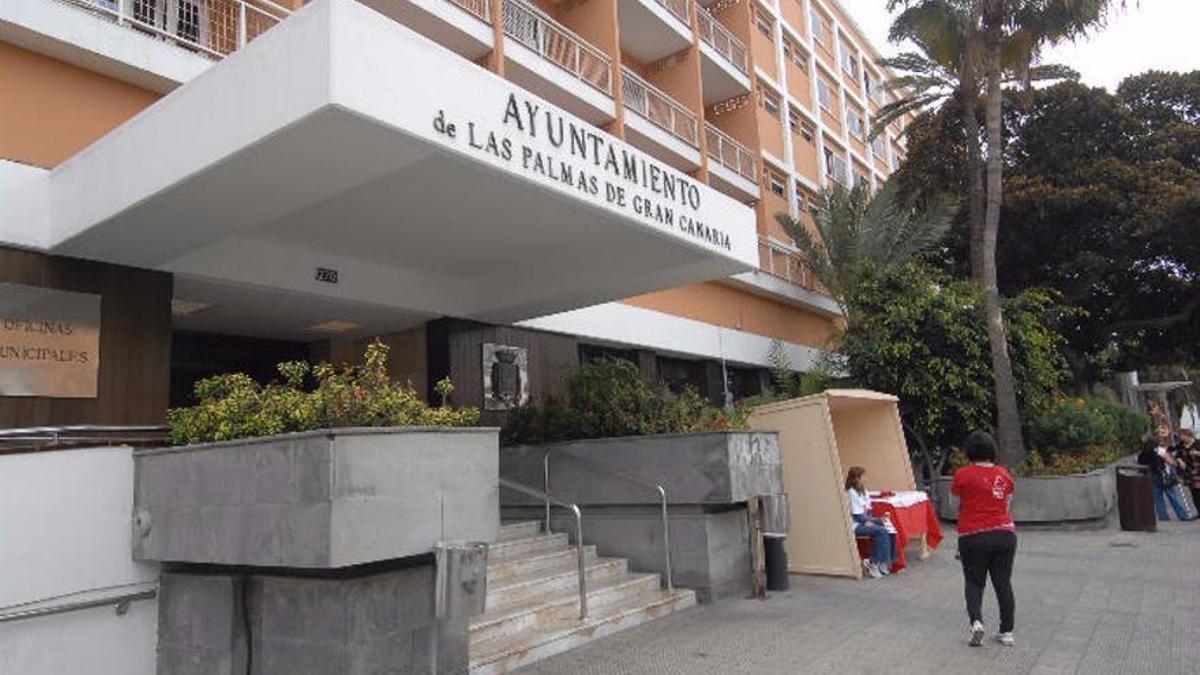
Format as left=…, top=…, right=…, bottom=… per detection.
left=520, top=520, right=1200, bottom=674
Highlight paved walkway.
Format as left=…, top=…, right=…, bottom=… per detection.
left=521, top=521, right=1200, bottom=675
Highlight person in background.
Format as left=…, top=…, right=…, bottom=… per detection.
left=951, top=431, right=1017, bottom=648
left=1176, top=429, right=1200, bottom=512
left=844, top=466, right=896, bottom=579
left=1138, top=431, right=1192, bottom=521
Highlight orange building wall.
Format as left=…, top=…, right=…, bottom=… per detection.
left=0, top=42, right=160, bottom=167
left=624, top=282, right=836, bottom=349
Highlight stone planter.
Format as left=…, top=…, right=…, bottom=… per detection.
left=134, top=427, right=499, bottom=568
left=933, top=459, right=1127, bottom=524
left=500, top=431, right=782, bottom=602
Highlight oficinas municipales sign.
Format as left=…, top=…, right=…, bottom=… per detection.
left=432, top=93, right=734, bottom=252
left=0, top=283, right=101, bottom=398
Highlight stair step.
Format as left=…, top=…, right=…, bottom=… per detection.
left=469, top=588, right=697, bottom=674
left=496, top=521, right=542, bottom=542
left=487, top=545, right=598, bottom=584
left=486, top=558, right=628, bottom=611
left=470, top=573, right=663, bottom=645
left=487, top=532, right=569, bottom=562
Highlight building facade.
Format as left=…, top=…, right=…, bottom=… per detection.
left=0, top=0, right=906, bottom=425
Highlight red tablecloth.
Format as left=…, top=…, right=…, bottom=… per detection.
left=855, top=497, right=943, bottom=573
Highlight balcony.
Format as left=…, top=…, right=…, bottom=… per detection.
left=360, top=0, right=494, bottom=60
left=56, top=0, right=289, bottom=60
left=621, top=67, right=701, bottom=171
left=705, top=123, right=758, bottom=201
left=696, top=6, right=750, bottom=105
left=618, top=0, right=693, bottom=63
left=759, top=238, right=816, bottom=291
left=501, top=0, right=615, bottom=123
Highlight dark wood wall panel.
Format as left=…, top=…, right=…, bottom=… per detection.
left=427, top=319, right=580, bottom=427
left=0, top=247, right=172, bottom=428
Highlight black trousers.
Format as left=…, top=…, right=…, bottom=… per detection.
left=958, top=529, right=1017, bottom=633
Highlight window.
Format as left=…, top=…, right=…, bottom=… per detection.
left=764, top=167, right=787, bottom=197
left=853, top=169, right=869, bottom=189
left=755, top=9, right=773, bottom=38
left=793, top=182, right=807, bottom=212
left=761, top=87, right=781, bottom=118
left=846, top=109, right=864, bottom=140
left=788, top=109, right=815, bottom=143
left=824, top=148, right=847, bottom=185
left=871, top=134, right=886, bottom=159
left=816, top=78, right=834, bottom=113
left=784, top=37, right=808, bottom=70
left=839, top=43, right=858, bottom=77
left=810, top=8, right=828, bottom=46
left=892, top=152, right=902, bottom=172
left=788, top=108, right=800, bottom=136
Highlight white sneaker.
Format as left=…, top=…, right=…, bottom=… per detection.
left=969, top=620, right=985, bottom=647
left=996, top=632, right=1014, bottom=647
left=864, top=561, right=883, bottom=579
left=879, top=564, right=891, bottom=576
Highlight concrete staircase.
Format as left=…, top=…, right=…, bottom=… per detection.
left=469, top=521, right=696, bottom=674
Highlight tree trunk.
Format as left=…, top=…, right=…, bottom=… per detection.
left=959, top=43, right=985, bottom=283
left=982, top=20, right=1026, bottom=469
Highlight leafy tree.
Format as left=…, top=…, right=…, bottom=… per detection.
left=840, top=263, right=1067, bottom=479
left=773, top=182, right=955, bottom=317
left=883, top=0, right=1121, bottom=467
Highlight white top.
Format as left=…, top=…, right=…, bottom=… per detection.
left=847, top=488, right=872, bottom=516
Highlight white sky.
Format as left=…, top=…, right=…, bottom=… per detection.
left=844, top=0, right=1200, bottom=92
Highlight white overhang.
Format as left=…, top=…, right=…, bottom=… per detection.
left=46, top=0, right=756, bottom=326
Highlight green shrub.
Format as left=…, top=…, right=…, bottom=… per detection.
left=1025, top=397, right=1148, bottom=456
left=501, top=358, right=748, bottom=445
left=167, top=341, right=478, bottom=445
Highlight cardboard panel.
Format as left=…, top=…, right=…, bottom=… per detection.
left=750, top=397, right=860, bottom=578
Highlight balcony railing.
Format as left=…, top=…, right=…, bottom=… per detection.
left=621, top=67, right=698, bottom=147
left=696, top=7, right=748, bottom=75
left=704, top=123, right=756, bottom=183
left=652, top=0, right=691, bottom=25
left=446, top=0, right=491, bottom=23
left=502, top=0, right=612, bottom=94
left=60, top=0, right=290, bottom=60
left=759, top=237, right=817, bottom=292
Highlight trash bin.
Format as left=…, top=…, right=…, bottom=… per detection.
left=1116, top=466, right=1157, bottom=532
left=759, top=494, right=790, bottom=591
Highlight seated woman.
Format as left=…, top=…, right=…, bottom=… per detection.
left=845, top=466, right=897, bottom=578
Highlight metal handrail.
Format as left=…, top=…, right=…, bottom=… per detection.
left=502, top=0, right=613, bottom=95
left=620, top=67, right=699, bottom=147
left=0, top=589, right=157, bottom=624
left=705, top=122, right=757, bottom=183
left=759, top=236, right=816, bottom=292
left=445, top=0, right=491, bottom=23
left=652, top=0, right=691, bottom=25
left=498, top=477, right=588, bottom=620
left=543, top=451, right=674, bottom=592
left=0, top=425, right=169, bottom=451
left=696, top=7, right=748, bottom=75
left=57, top=0, right=290, bottom=60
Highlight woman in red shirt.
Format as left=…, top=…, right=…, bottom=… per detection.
left=951, top=431, right=1016, bottom=648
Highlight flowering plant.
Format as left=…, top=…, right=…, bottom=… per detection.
left=167, top=341, right=477, bottom=445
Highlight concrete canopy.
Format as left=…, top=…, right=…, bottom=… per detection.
left=47, top=0, right=756, bottom=329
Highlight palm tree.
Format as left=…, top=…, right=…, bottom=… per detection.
left=975, top=0, right=1116, bottom=467
left=873, top=0, right=1074, bottom=282
left=774, top=183, right=955, bottom=319
left=877, top=0, right=1114, bottom=468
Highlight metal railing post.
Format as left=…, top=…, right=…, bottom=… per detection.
left=499, top=477, right=587, bottom=620
left=656, top=485, right=673, bottom=591
left=570, top=503, right=587, bottom=619
left=543, top=451, right=552, bottom=535
left=238, top=2, right=248, bottom=49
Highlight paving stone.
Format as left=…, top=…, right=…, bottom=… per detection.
left=518, top=521, right=1200, bottom=675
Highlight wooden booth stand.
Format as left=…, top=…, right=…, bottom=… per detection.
left=749, top=390, right=942, bottom=579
